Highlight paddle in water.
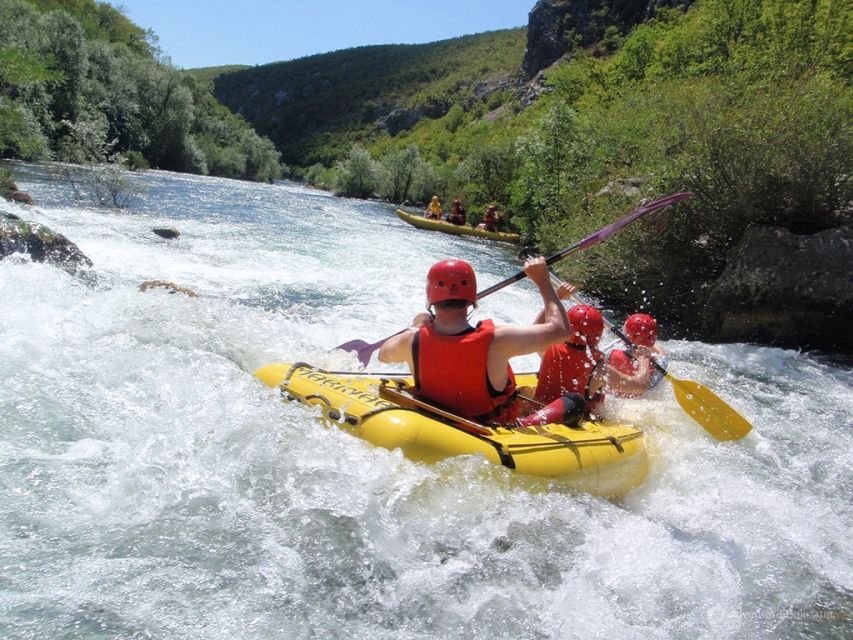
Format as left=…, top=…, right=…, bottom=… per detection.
left=335, top=192, right=693, bottom=366
left=550, top=273, right=752, bottom=441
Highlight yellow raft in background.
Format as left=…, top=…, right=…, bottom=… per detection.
left=255, top=362, right=649, bottom=497
left=396, top=209, right=521, bottom=244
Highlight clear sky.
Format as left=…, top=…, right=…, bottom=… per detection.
left=107, top=0, right=535, bottom=69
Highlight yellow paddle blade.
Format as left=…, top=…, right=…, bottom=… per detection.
left=666, top=374, right=752, bottom=441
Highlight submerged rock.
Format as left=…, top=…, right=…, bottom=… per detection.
left=0, top=218, right=93, bottom=275
left=153, top=226, right=181, bottom=239
left=4, top=190, right=33, bottom=204
left=704, top=225, right=853, bottom=352
left=138, top=280, right=198, bottom=297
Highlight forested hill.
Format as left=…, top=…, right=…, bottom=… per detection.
left=212, top=29, right=527, bottom=167
left=0, top=0, right=280, bottom=182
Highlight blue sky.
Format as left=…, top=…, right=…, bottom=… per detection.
left=108, top=0, right=535, bottom=69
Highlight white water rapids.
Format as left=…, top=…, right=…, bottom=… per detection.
left=1, top=165, right=851, bottom=639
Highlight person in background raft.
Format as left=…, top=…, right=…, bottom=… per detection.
left=378, top=258, right=578, bottom=427
left=425, top=195, right=443, bottom=220
left=606, top=313, right=668, bottom=397
left=478, top=205, right=500, bottom=232
left=448, top=199, right=467, bottom=225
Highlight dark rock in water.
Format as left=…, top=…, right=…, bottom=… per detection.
left=2, top=177, right=33, bottom=203
left=153, top=227, right=181, bottom=239
left=3, top=212, right=22, bottom=221
left=704, top=225, right=853, bottom=353
left=3, top=190, right=33, bottom=204
left=138, top=279, right=198, bottom=297
left=0, top=218, right=93, bottom=275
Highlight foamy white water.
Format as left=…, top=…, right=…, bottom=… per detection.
left=1, top=164, right=850, bottom=639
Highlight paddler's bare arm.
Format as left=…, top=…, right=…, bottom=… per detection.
left=488, top=257, right=570, bottom=384
left=377, top=312, right=432, bottom=368
left=532, top=281, right=576, bottom=325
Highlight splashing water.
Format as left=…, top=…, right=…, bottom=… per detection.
left=1, top=164, right=850, bottom=639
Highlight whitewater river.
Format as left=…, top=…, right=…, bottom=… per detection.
left=1, top=165, right=850, bottom=639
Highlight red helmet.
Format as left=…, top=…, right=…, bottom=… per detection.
left=624, top=313, right=657, bottom=346
left=426, top=259, right=477, bottom=305
left=567, top=304, right=604, bottom=347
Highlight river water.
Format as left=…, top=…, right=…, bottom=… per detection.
left=1, top=164, right=850, bottom=639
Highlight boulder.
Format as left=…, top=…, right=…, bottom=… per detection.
left=515, top=70, right=553, bottom=107
left=4, top=190, right=33, bottom=204
left=138, top=280, right=198, bottom=298
left=0, top=218, right=93, bottom=275
left=703, top=225, right=853, bottom=352
left=595, top=177, right=644, bottom=199
left=153, top=226, right=181, bottom=239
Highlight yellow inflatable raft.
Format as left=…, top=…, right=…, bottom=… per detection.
left=396, top=209, right=521, bottom=244
left=255, top=362, right=648, bottom=497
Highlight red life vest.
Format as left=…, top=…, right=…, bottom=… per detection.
left=534, top=342, right=604, bottom=412
left=415, top=319, right=517, bottom=422
left=607, top=349, right=657, bottom=398
left=608, top=348, right=636, bottom=375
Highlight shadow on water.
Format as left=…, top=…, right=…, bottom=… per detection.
left=233, top=284, right=349, bottom=313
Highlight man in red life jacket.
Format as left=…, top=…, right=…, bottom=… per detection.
left=518, top=301, right=607, bottom=427
left=378, top=257, right=571, bottom=425
left=448, top=199, right=467, bottom=225
left=606, top=313, right=667, bottom=398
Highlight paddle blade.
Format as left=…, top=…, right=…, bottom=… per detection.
left=666, top=374, right=752, bottom=441
left=571, top=191, right=693, bottom=254
left=333, top=339, right=377, bottom=367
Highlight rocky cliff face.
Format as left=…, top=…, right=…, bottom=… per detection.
left=522, top=0, right=694, bottom=76
left=702, top=225, right=853, bottom=353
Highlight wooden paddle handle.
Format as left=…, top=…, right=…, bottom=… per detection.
left=378, top=383, right=493, bottom=436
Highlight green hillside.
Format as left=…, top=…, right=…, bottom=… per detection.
left=213, top=29, right=527, bottom=166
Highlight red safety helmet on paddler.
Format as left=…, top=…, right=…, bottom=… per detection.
left=623, top=313, right=657, bottom=347
left=426, top=259, right=477, bottom=306
left=567, top=304, right=604, bottom=347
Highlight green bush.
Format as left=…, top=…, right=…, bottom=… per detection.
left=121, top=149, right=148, bottom=170
left=334, top=144, right=379, bottom=198
left=304, top=163, right=336, bottom=190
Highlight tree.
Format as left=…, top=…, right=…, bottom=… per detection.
left=510, top=105, right=591, bottom=233
left=334, top=144, right=379, bottom=198
left=456, top=142, right=518, bottom=209
left=379, top=144, right=421, bottom=203
left=38, top=10, right=88, bottom=122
